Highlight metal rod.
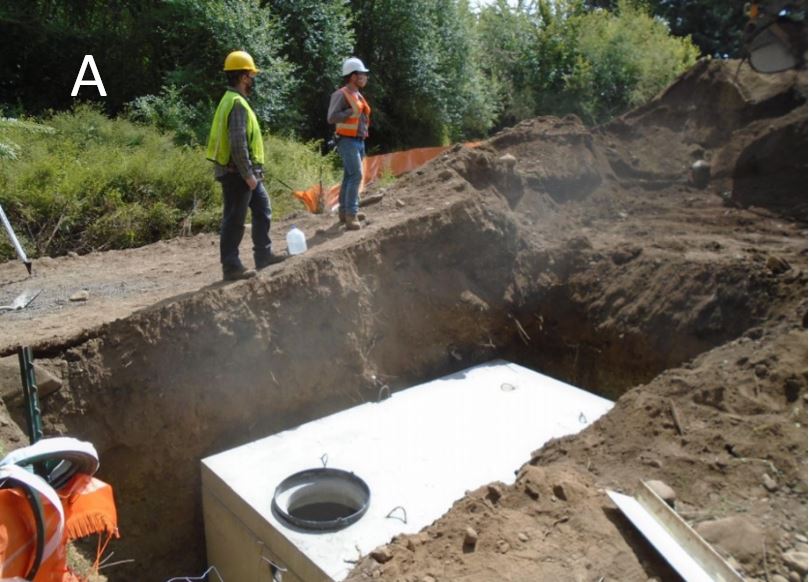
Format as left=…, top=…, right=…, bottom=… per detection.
left=18, top=346, right=43, bottom=445
left=0, top=203, right=32, bottom=274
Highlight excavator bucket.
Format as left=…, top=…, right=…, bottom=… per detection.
left=749, top=25, right=801, bottom=73
left=744, top=1, right=807, bottom=74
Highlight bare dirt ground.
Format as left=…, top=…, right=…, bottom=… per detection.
left=0, top=59, right=806, bottom=581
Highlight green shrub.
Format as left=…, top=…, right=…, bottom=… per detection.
left=0, top=106, right=335, bottom=260
left=564, top=1, right=701, bottom=122
left=262, top=134, right=341, bottom=218
left=126, top=85, right=207, bottom=146
left=478, top=0, right=700, bottom=126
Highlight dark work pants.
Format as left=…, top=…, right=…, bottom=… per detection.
left=219, top=173, right=273, bottom=271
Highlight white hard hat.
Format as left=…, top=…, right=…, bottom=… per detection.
left=342, top=57, right=370, bottom=77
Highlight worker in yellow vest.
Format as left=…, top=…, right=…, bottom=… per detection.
left=207, top=50, right=285, bottom=281
left=327, top=57, right=372, bottom=231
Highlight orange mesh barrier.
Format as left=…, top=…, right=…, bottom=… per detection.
left=293, top=142, right=481, bottom=213
left=61, top=475, right=118, bottom=543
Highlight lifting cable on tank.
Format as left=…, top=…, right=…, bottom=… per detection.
left=165, top=565, right=225, bottom=582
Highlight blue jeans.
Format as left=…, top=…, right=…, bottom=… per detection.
left=219, top=173, right=273, bottom=271
left=337, top=137, right=365, bottom=216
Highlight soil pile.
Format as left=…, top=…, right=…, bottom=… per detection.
left=0, top=59, right=805, bottom=580
left=344, top=59, right=808, bottom=581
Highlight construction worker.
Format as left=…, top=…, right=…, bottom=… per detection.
left=327, top=57, right=372, bottom=231
left=206, top=50, right=284, bottom=281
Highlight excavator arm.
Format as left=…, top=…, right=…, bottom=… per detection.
left=744, top=0, right=807, bottom=73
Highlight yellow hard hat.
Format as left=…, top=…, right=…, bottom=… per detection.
left=223, top=50, right=260, bottom=73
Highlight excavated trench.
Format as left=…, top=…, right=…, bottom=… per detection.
left=4, top=59, right=804, bottom=578
left=26, top=188, right=792, bottom=578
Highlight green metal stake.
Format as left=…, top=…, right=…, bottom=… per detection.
left=18, top=346, right=43, bottom=444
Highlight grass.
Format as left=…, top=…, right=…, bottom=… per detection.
left=0, top=106, right=340, bottom=261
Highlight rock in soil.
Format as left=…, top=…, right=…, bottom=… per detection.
left=695, top=516, right=765, bottom=565
left=370, top=547, right=393, bottom=564
left=783, top=550, right=808, bottom=575
left=762, top=473, right=779, bottom=492
left=69, top=290, right=89, bottom=302
left=646, top=480, right=677, bottom=506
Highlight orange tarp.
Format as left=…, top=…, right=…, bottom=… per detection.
left=294, top=143, right=480, bottom=213
left=0, top=475, right=117, bottom=582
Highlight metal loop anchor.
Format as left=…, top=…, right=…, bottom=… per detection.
left=385, top=505, right=407, bottom=524
left=377, top=384, right=391, bottom=402
left=262, top=556, right=288, bottom=573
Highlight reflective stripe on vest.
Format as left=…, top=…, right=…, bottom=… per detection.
left=335, top=87, right=371, bottom=138
left=206, top=90, right=265, bottom=166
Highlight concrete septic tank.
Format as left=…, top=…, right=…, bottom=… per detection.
left=201, top=360, right=613, bottom=582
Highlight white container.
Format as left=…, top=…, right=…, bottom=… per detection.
left=286, top=225, right=307, bottom=255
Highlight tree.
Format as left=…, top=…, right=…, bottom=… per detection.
left=264, top=0, right=355, bottom=140
left=150, top=0, right=297, bottom=130
left=0, top=0, right=161, bottom=113
left=350, top=0, right=497, bottom=148
left=0, top=0, right=298, bottom=138
left=477, top=0, right=699, bottom=126
left=584, top=0, right=747, bottom=57
left=563, top=2, right=701, bottom=122
left=647, top=1, right=747, bottom=57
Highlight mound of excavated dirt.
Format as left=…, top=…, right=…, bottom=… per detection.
left=0, top=59, right=805, bottom=580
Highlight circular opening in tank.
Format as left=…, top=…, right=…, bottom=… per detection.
left=272, top=468, right=370, bottom=532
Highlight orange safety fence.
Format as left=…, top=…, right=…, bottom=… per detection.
left=293, top=142, right=480, bottom=213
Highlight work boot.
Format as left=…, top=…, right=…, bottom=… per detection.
left=255, top=252, right=287, bottom=270
left=339, top=211, right=365, bottom=224
left=345, top=214, right=361, bottom=231
left=223, top=265, right=257, bottom=281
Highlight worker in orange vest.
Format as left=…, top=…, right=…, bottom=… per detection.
left=327, top=57, right=372, bottom=231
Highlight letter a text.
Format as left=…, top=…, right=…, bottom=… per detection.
left=71, top=55, right=107, bottom=97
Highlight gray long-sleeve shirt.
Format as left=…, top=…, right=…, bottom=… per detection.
left=214, top=95, right=259, bottom=180
left=327, top=88, right=369, bottom=139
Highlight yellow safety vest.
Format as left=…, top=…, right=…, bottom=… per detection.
left=335, top=87, right=371, bottom=138
left=206, top=90, right=265, bottom=166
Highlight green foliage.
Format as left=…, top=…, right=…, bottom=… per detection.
left=352, top=0, right=498, bottom=148
left=2, top=0, right=704, bottom=159
left=478, top=0, right=699, bottom=126
left=586, top=0, right=748, bottom=57
left=265, top=0, right=356, bottom=139
left=154, top=0, right=298, bottom=130
left=125, top=85, right=205, bottom=146
left=564, top=1, right=701, bottom=122
left=0, top=117, right=55, bottom=160
left=262, top=133, right=341, bottom=218
left=0, top=106, right=331, bottom=260
left=647, top=1, right=747, bottom=57
left=0, top=106, right=218, bottom=258
left=477, top=0, right=540, bottom=128
left=0, top=0, right=298, bottom=134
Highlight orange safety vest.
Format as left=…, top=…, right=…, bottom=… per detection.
left=335, top=87, right=371, bottom=138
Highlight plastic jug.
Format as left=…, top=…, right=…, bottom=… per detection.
left=286, top=225, right=307, bottom=255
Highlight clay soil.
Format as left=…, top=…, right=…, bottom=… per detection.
left=0, top=59, right=806, bottom=581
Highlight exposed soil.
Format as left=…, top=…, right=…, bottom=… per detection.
left=0, top=59, right=806, bottom=581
